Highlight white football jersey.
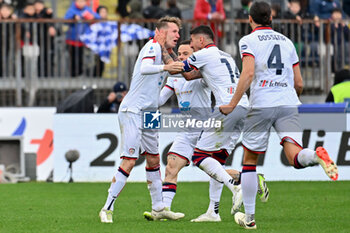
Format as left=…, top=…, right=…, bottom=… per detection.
left=185, top=44, right=249, bottom=107
left=165, top=74, right=211, bottom=119
left=239, top=26, right=301, bottom=107
left=120, top=39, right=167, bottom=113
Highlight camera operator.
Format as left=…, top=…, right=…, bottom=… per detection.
left=97, top=82, right=128, bottom=113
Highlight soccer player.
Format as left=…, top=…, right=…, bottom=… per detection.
left=219, top=2, right=339, bottom=230
left=143, top=40, right=245, bottom=222
left=99, top=16, right=185, bottom=223
left=157, top=25, right=270, bottom=220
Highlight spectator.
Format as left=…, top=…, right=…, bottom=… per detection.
left=325, top=69, right=350, bottom=103
left=236, top=0, right=252, bottom=35
left=19, top=3, right=37, bottom=78
left=143, top=0, right=166, bottom=19
left=97, top=82, right=128, bottom=113
left=34, top=0, right=56, bottom=77
left=271, top=3, right=282, bottom=19
left=165, top=0, right=181, bottom=19
left=329, top=8, right=350, bottom=71
left=127, top=0, right=143, bottom=20
left=193, top=0, right=226, bottom=38
left=116, top=0, right=130, bottom=18
left=236, top=0, right=252, bottom=19
left=0, top=3, right=17, bottom=19
left=284, top=0, right=303, bottom=24
left=19, top=2, right=36, bottom=44
left=0, top=3, right=16, bottom=78
left=64, top=0, right=100, bottom=77
left=93, top=5, right=108, bottom=77
left=310, top=0, right=342, bottom=27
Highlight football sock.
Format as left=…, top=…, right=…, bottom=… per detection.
left=295, top=148, right=318, bottom=168
left=146, top=165, right=165, bottom=211
left=162, top=182, right=177, bottom=209
left=103, top=167, right=129, bottom=211
left=241, top=165, right=257, bottom=216
left=197, top=157, right=235, bottom=191
left=208, top=178, right=223, bottom=214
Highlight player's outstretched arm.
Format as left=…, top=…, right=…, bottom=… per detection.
left=159, top=86, right=174, bottom=106
left=219, top=56, right=255, bottom=115
left=293, top=64, right=303, bottom=96
left=181, top=69, right=202, bottom=80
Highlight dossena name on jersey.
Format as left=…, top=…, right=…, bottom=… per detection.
left=257, top=34, right=286, bottom=42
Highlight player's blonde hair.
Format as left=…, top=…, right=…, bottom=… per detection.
left=156, top=16, right=182, bottom=30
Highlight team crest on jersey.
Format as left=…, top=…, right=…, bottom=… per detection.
left=189, top=54, right=196, bottom=62
left=149, top=46, right=154, bottom=53
left=241, top=44, right=248, bottom=50
left=129, top=148, right=135, bottom=155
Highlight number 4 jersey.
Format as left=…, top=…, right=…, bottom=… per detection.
left=184, top=44, right=249, bottom=108
left=239, top=26, right=301, bottom=107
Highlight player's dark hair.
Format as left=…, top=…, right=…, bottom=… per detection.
left=179, top=40, right=190, bottom=45
left=249, top=1, right=272, bottom=26
left=190, top=25, right=214, bottom=41
left=156, top=16, right=182, bottom=29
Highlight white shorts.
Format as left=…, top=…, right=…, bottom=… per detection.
left=168, top=131, right=201, bottom=164
left=118, top=111, right=159, bottom=159
left=242, top=107, right=303, bottom=153
left=196, top=106, right=248, bottom=153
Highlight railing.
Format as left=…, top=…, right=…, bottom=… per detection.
left=0, top=18, right=348, bottom=107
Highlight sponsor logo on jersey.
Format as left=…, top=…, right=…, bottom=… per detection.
left=259, top=80, right=288, bottom=87
left=179, top=101, right=191, bottom=111
left=143, top=110, right=161, bottom=129
left=149, top=46, right=154, bottom=53
left=241, top=44, right=248, bottom=50
left=129, top=148, right=135, bottom=155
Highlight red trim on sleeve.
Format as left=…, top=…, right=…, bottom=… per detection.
left=189, top=64, right=198, bottom=70
left=165, top=85, right=174, bottom=91
left=293, top=62, right=299, bottom=67
left=242, top=53, right=255, bottom=58
left=142, top=56, right=156, bottom=61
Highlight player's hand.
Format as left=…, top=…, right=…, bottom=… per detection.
left=164, top=61, right=184, bottom=73
left=154, top=28, right=167, bottom=47
left=219, top=104, right=235, bottom=115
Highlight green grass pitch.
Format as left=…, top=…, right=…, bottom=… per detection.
left=0, top=181, right=349, bottom=233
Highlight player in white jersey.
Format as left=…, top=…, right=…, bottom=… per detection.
left=157, top=25, right=269, bottom=220
left=143, top=40, right=248, bottom=222
left=219, top=2, right=338, bottom=230
left=99, top=16, right=185, bottom=223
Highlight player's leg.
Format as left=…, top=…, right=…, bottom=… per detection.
left=276, top=107, right=338, bottom=180
left=163, top=153, right=187, bottom=209
left=162, top=132, right=195, bottom=210
left=100, top=111, right=140, bottom=223
left=142, top=130, right=185, bottom=221
left=234, top=108, right=273, bottom=229
left=192, top=107, right=247, bottom=193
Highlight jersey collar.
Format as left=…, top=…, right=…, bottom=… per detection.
left=204, top=43, right=216, bottom=48
left=251, top=26, right=273, bottom=33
